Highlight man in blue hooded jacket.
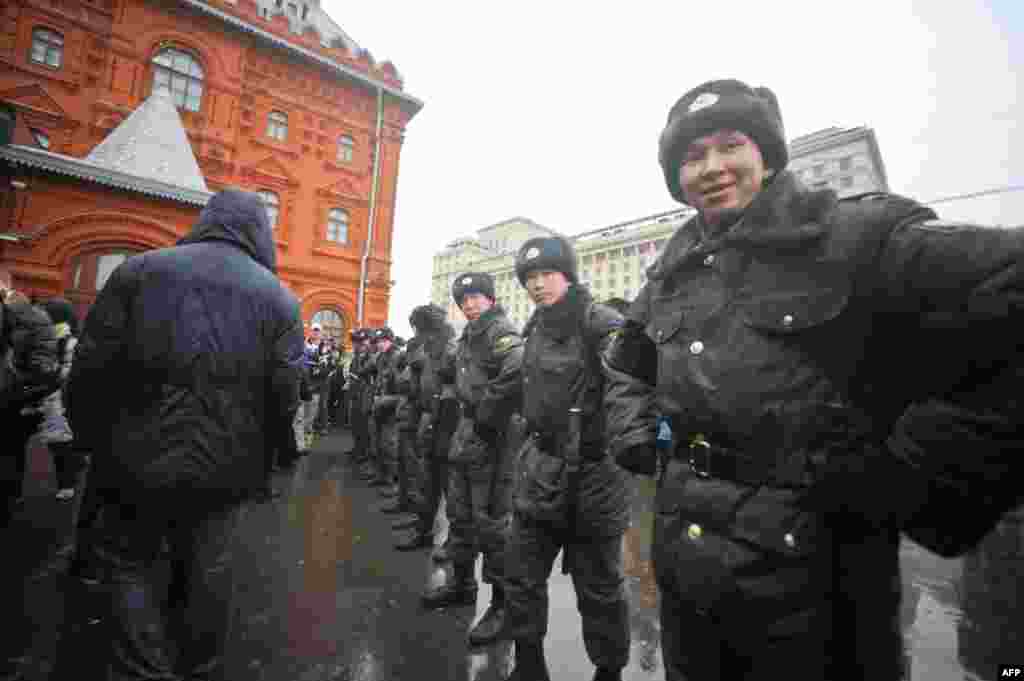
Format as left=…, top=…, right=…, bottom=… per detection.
left=67, top=188, right=304, bottom=681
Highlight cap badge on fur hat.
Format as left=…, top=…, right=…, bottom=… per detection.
left=689, top=92, right=719, bottom=112
left=524, top=247, right=540, bottom=260
left=461, top=276, right=472, bottom=285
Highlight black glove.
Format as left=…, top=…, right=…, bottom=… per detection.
left=800, top=444, right=927, bottom=531
left=615, top=444, right=658, bottom=476
left=474, top=422, right=500, bottom=447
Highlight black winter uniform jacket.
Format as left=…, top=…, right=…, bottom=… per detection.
left=515, top=286, right=630, bottom=537
left=603, top=171, right=1024, bottom=672
left=67, top=189, right=304, bottom=504
left=447, top=306, right=522, bottom=464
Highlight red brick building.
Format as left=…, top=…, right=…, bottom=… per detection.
left=0, top=0, right=421, bottom=344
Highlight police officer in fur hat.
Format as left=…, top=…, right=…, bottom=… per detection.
left=605, top=78, right=1024, bottom=679
left=395, top=304, right=459, bottom=552
left=344, top=328, right=373, bottom=465
left=370, top=327, right=402, bottom=491
left=420, top=273, right=523, bottom=650
left=499, top=236, right=630, bottom=681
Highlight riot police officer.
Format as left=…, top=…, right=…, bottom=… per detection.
left=344, top=329, right=373, bottom=468
left=605, top=78, right=1024, bottom=680
left=370, top=327, right=402, bottom=492
left=386, top=335, right=421, bottom=515
left=501, top=237, right=630, bottom=681
left=421, top=273, right=522, bottom=650
left=395, top=304, right=459, bottom=551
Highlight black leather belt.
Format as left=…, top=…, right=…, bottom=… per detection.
left=674, top=434, right=772, bottom=487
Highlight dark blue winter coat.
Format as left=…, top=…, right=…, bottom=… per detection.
left=67, top=189, right=304, bottom=504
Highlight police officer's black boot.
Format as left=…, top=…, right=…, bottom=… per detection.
left=467, top=584, right=507, bottom=646
left=591, top=666, right=624, bottom=681
left=395, top=512, right=433, bottom=549
left=380, top=497, right=410, bottom=514
left=508, top=639, right=550, bottom=681
left=421, top=561, right=477, bottom=609
left=395, top=525, right=434, bottom=551
left=391, top=514, right=420, bottom=531
left=432, top=536, right=455, bottom=563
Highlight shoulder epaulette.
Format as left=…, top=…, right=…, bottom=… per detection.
left=838, top=191, right=891, bottom=203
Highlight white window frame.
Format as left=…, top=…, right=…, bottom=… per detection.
left=30, top=28, right=63, bottom=69
left=266, top=111, right=289, bottom=142
left=326, top=208, right=349, bottom=244
left=152, top=47, right=204, bottom=112
left=256, top=190, right=280, bottom=229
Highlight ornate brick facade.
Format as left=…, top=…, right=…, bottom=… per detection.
left=0, top=0, right=420, bottom=342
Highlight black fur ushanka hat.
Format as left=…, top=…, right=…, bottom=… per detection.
left=659, top=79, right=787, bottom=204
left=514, top=236, right=578, bottom=287
left=451, top=272, right=496, bottom=306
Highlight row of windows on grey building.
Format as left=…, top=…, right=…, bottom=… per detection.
left=437, top=237, right=669, bottom=307
left=28, top=31, right=358, bottom=164
left=797, top=156, right=859, bottom=189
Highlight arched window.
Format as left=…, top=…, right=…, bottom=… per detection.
left=337, top=135, right=354, bottom=163
left=311, top=309, right=345, bottom=343
left=152, top=47, right=204, bottom=112
left=30, top=28, right=63, bottom=68
left=256, top=190, right=279, bottom=229
left=266, top=111, right=288, bottom=141
left=326, top=208, right=348, bottom=244
left=66, top=248, right=142, bottom=320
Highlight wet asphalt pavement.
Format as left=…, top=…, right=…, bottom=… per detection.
left=6, top=426, right=1023, bottom=680
left=222, top=430, right=662, bottom=681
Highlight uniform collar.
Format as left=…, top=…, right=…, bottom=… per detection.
left=530, top=285, right=591, bottom=341
left=649, top=171, right=834, bottom=281
left=464, top=305, right=505, bottom=339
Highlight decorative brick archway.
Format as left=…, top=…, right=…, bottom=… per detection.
left=300, top=288, right=355, bottom=347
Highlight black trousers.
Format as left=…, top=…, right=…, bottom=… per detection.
left=503, top=515, right=630, bottom=669
left=92, top=496, right=243, bottom=681
left=0, top=409, right=39, bottom=527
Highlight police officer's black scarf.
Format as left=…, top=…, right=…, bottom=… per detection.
left=525, top=284, right=592, bottom=341
left=465, top=304, right=507, bottom=336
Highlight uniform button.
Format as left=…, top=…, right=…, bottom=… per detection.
left=656, top=329, right=664, bottom=340
left=703, top=254, right=715, bottom=266
left=782, top=314, right=794, bottom=327
left=784, top=532, right=796, bottom=548
left=689, top=340, right=704, bottom=355
left=687, top=523, right=702, bottom=540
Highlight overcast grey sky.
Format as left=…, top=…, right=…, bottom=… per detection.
left=323, top=0, right=1024, bottom=339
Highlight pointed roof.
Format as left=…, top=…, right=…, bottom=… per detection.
left=86, top=87, right=208, bottom=193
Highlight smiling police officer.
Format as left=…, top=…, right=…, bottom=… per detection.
left=605, top=78, right=1024, bottom=680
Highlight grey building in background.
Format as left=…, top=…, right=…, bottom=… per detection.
left=788, top=126, right=890, bottom=198
left=430, top=211, right=692, bottom=332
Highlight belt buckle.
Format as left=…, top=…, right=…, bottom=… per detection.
left=688, top=434, right=712, bottom=479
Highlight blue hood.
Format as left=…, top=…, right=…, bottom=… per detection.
left=178, top=188, right=277, bottom=273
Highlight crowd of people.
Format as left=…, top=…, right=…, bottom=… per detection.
left=2, top=76, right=1022, bottom=681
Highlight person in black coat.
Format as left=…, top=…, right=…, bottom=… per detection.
left=605, top=78, right=1024, bottom=680
left=501, top=238, right=630, bottom=681
left=66, top=188, right=304, bottom=681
